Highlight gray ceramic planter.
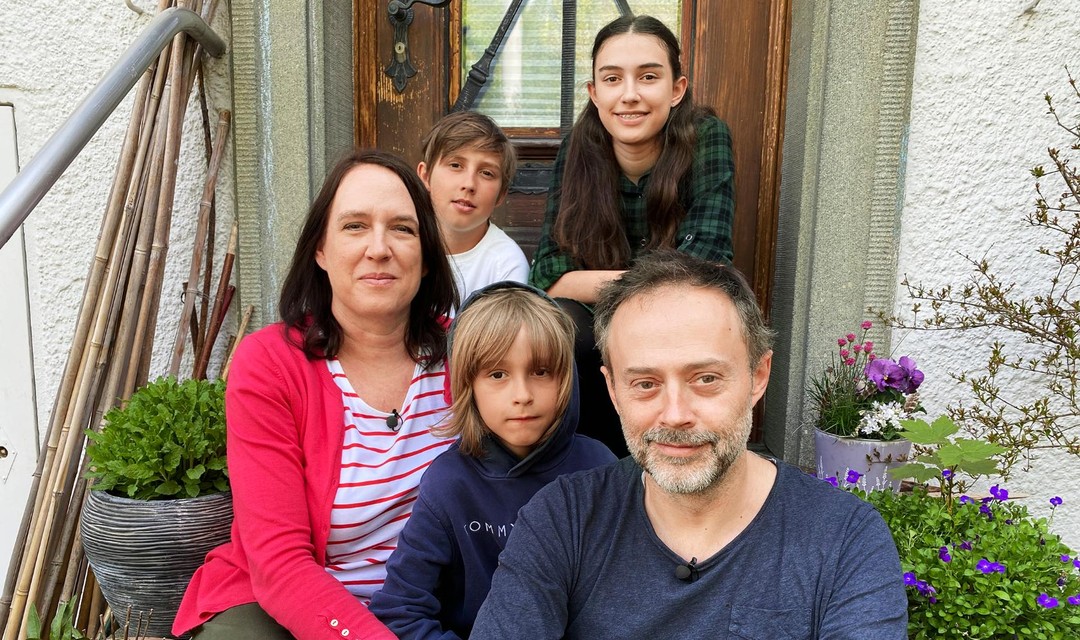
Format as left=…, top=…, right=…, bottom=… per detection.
left=81, top=489, right=233, bottom=637
left=814, top=429, right=912, bottom=492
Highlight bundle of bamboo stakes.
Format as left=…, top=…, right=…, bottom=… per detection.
left=0, top=1, right=249, bottom=638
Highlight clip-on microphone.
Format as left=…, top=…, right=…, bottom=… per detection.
left=675, top=557, right=699, bottom=582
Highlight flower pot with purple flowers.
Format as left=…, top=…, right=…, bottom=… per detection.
left=807, top=321, right=923, bottom=492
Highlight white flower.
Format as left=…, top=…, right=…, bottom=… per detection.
left=858, top=400, right=908, bottom=438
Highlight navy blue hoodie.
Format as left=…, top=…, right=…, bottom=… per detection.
left=368, top=283, right=616, bottom=639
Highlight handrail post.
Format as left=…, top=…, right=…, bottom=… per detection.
left=0, top=7, right=226, bottom=249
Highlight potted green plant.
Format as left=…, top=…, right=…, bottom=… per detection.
left=848, top=415, right=1080, bottom=638
left=807, top=321, right=921, bottom=490
left=80, top=376, right=232, bottom=638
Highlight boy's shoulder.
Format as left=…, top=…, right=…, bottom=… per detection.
left=451, top=224, right=529, bottom=289
left=423, top=440, right=469, bottom=474
left=473, top=223, right=526, bottom=255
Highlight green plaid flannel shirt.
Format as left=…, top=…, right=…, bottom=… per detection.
left=528, top=114, right=736, bottom=292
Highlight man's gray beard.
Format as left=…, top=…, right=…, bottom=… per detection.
left=626, top=405, right=753, bottom=495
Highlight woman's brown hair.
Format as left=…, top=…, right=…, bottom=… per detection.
left=278, top=149, right=457, bottom=365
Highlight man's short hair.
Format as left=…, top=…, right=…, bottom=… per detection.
left=594, top=250, right=774, bottom=369
left=419, top=111, right=517, bottom=197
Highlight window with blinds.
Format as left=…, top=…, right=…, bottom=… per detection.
left=461, top=1, right=681, bottom=128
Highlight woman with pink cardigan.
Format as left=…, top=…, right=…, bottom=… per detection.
left=173, top=150, right=458, bottom=639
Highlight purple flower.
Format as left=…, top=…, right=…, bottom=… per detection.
left=990, top=485, right=1009, bottom=501
left=976, top=559, right=1005, bottom=574
left=861, top=321, right=873, bottom=330
left=1075, top=558, right=1080, bottom=569
left=928, top=596, right=938, bottom=604
left=1051, top=496, right=1063, bottom=507
left=1059, top=577, right=1068, bottom=587
left=959, top=540, right=973, bottom=551
left=825, top=476, right=839, bottom=488
left=845, top=469, right=863, bottom=485
left=941, top=469, right=953, bottom=479
left=980, top=503, right=993, bottom=519
left=959, top=495, right=974, bottom=504
left=903, top=572, right=917, bottom=586
left=1069, top=595, right=1080, bottom=606
left=939, top=546, right=952, bottom=563
left=914, top=580, right=935, bottom=596
left=865, top=358, right=904, bottom=392
left=1062, top=555, right=1071, bottom=563
left=895, top=356, right=925, bottom=393
left=1038, top=593, right=1059, bottom=608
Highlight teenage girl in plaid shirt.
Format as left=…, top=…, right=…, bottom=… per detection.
left=528, top=14, right=736, bottom=457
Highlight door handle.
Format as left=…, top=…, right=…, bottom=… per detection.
left=386, top=0, right=453, bottom=93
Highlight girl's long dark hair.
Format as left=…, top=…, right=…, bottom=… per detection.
left=553, top=15, right=713, bottom=270
left=278, top=149, right=457, bottom=366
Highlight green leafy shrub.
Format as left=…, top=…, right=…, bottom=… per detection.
left=86, top=376, right=228, bottom=499
left=864, top=488, right=1080, bottom=639
left=845, top=415, right=1080, bottom=638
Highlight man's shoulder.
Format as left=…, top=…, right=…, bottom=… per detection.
left=775, top=461, right=872, bottom=506
left=529, top=456, right=637, bottom=509
left=768, top=460, right=882, bottom=532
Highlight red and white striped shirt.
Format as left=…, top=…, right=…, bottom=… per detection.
left=324, top=358, right=454, bottom=601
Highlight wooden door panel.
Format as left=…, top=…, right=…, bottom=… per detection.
left=693, top=1, right=771, bottom=288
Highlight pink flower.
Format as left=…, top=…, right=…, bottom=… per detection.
left=838, top=338, right=847, bottom=347
left=846, top=333, right=856, bottom=342
left=861, top=320, right=873, bottom=330
left=844, top=358, right=856, bottom=366
left=864, top=341, right=874, bottom=351
left=840, top=349, right=850, bottom=358
left=868, top=354, right=876, bottom=361
left=853, top=344, right=862, bottom=353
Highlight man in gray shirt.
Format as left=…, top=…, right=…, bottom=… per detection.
left=471, top=250, right=908, bottom=639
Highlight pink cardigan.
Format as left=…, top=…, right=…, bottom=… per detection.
left=174, top=324, right=445, bottom=639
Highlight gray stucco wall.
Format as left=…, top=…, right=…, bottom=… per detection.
left=230, top=0, right=354, bottom=328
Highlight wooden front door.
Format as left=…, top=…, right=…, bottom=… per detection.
left=354, top=0, right=790, bottom=313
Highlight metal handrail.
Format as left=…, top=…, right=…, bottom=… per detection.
left=0, top=7, right=226, bottom=250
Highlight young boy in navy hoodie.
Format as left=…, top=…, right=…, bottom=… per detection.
left=369, top=282, right=615, bottom=639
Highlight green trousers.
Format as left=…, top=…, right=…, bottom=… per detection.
left=188, top=602, right=294, bottom=640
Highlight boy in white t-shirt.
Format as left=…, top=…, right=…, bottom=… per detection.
left=418, top=112, right=529, bottom=307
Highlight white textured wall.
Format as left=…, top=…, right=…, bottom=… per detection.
left=898, top=0, right=1080, bottom=548
left=0, top=2, right=234, bottom=579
